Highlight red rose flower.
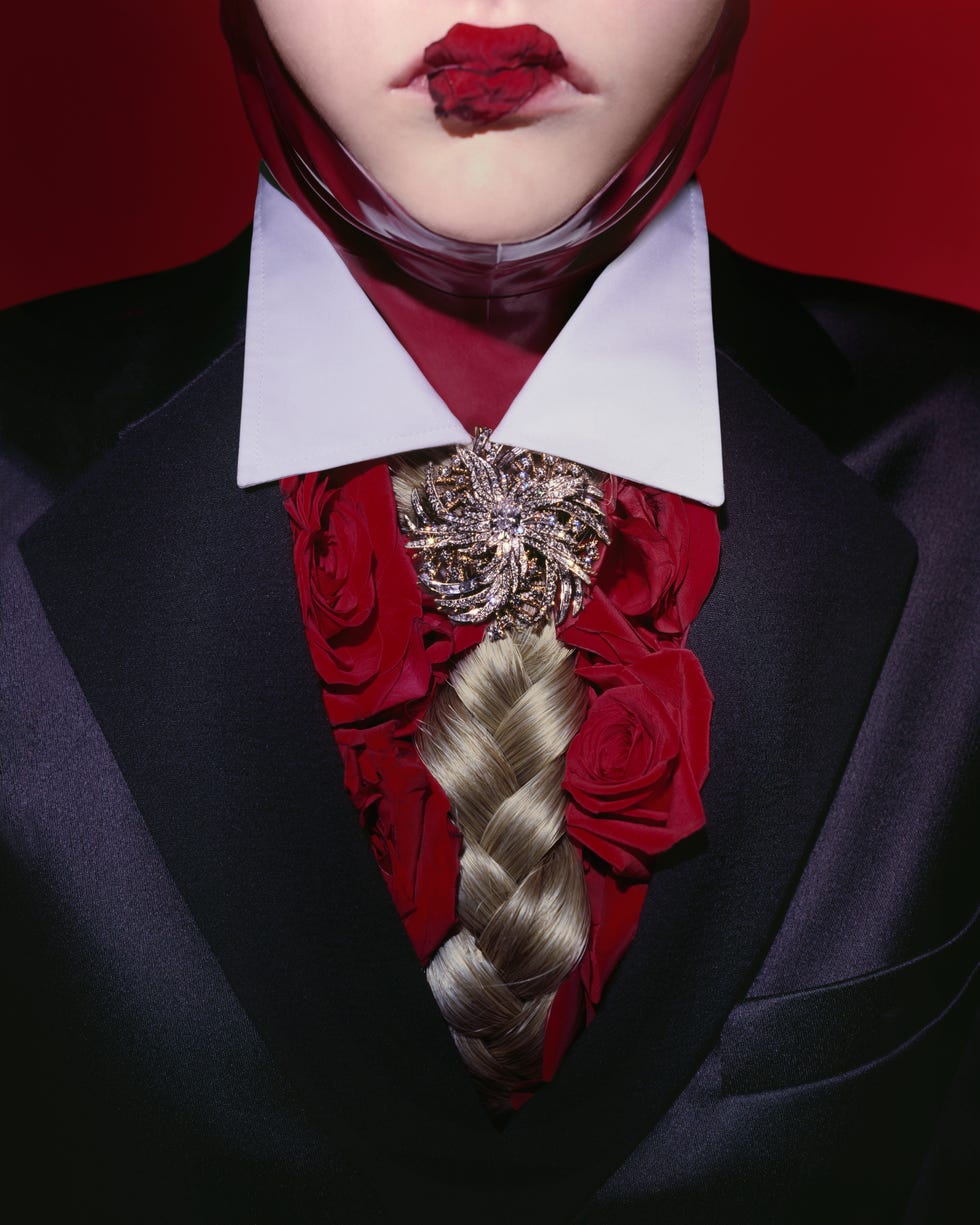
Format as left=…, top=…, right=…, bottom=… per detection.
left=595, top=481, right=718, bottom=636
left=564, top=649, right=712, bottom=878
left=558, top=587, right=656, bottom=666
left=677, top=498, right=721, bottom=629
left=334, top=722, right=460, bottom=964
left=559, top=484, right=719, bottom=665
left=420, top=607, right=484, bottom=676
left=293, top=485, right=375, bottom=641
left=286, top=467, right=433, bottom=724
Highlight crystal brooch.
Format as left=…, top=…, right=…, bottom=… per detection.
left=401, top=429, right=609, bottom=638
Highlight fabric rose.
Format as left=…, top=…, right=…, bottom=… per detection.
left=282, top=464, right=485, bottom=971
left=558, top=587, right=653, bottom=667
left=424, top=23, right=567, bottom=126
left=594, top=480, right=720, bottom=637
left=564, top=650, right=712, bottom=879
left=284, top=466, right=433, bottom=724
left=420, top=607, right=483, bottom=676
left=558, top=486, right=719, bottom=668
left=333, top=721, right=460, bottom=963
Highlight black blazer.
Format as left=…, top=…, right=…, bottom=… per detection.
left=1, top=234, right=977, bottom=1224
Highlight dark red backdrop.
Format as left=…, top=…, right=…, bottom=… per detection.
left=3, top=0, right=978, bottom=311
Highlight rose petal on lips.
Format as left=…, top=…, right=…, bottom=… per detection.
left=427, top=65, right=551, bottom=124
left=423, top=22, right=567, bottom=125
left=424, top=23, right=567, bottom=72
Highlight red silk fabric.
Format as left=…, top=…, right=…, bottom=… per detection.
left=283, top=468, right=719, bottom=1107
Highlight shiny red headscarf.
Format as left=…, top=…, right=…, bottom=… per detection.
left=221, top=0, right=748, bottom=429
left=222, top=0, right=749, bottom=300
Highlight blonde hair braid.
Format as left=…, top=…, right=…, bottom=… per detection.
left=419, top=627, right=590, bottom=1114
left=394, top=443, right=591, bottom=1114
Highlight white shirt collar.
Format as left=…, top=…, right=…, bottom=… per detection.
left=238, top=175, right=723, bottom=506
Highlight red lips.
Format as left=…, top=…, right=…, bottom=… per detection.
left=423, top=23, right=568, bottom=126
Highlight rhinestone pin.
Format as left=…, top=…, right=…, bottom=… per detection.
left=401, top=430, right=609, bottom=639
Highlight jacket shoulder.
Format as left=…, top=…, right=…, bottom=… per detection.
left=708, top=236, right=980, bottom=456
left=0, top=231, right=251, bottom=490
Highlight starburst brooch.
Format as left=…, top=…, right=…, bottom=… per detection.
left=401, top=429, right=609, bottom=638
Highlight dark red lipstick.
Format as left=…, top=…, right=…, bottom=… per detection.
left=423, top=23, right=569, bottom=126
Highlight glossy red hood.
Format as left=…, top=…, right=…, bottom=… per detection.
left=221, top=1, right=749, bottom=300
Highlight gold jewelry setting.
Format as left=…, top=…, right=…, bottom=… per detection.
left=402, top=429, right=609, bottom=638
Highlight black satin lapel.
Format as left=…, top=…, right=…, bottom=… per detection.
left=491, top=351, right=918, bottom=1207
left=18, top=332, right=917, bottom=1221
left=18, top=343, right=514, bottom=1216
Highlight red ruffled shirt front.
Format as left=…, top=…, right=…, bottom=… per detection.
left=282, top=464, right=719, bottom=1108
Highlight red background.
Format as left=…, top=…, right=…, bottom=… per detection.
left=2, top=0, right=978, bottom=312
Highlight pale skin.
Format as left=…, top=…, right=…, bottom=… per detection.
left=253, top=0, right=728, bottom=244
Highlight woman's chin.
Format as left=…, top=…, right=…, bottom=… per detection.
left=408, top=205, right=571, bottom=246
left=382, top=174, right=596, bottom=246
